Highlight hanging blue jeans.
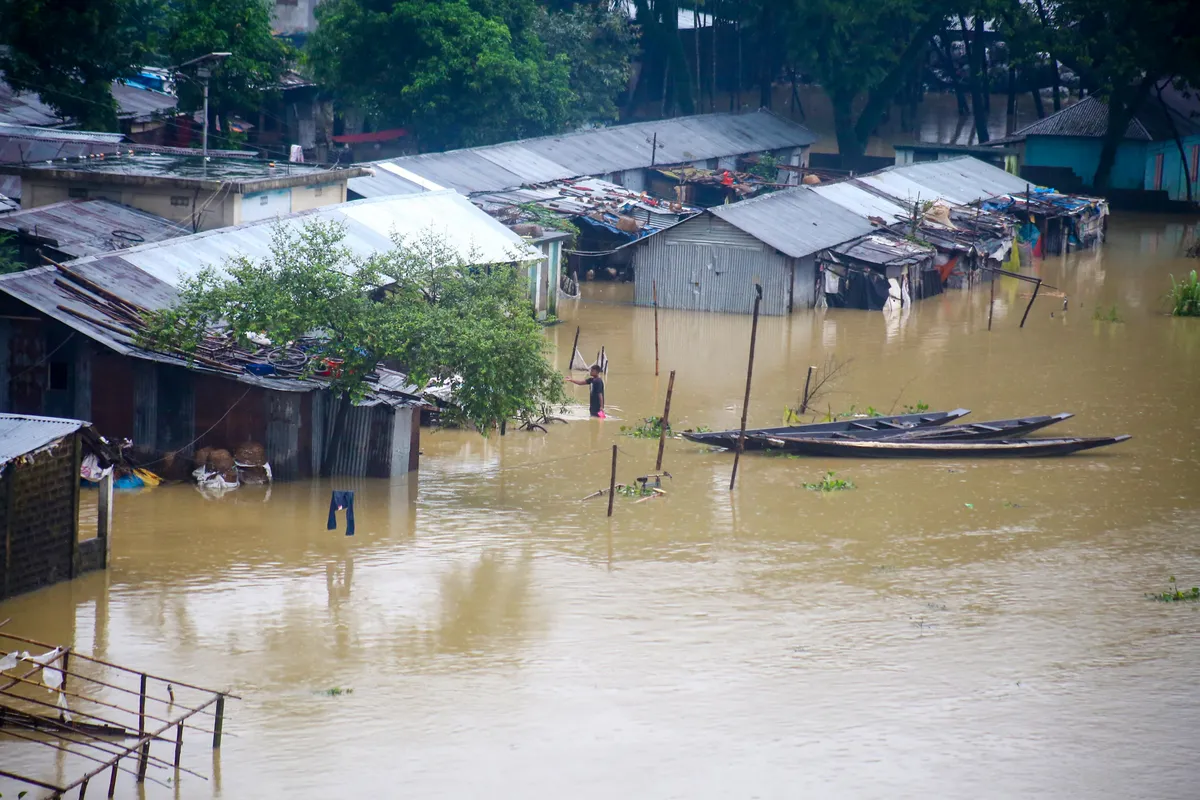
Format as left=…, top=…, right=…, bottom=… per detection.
left=328, top=491, right=355, bottom=536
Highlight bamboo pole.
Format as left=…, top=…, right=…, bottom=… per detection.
left=653, top=280, right=660, bottom=377
left=730, top=285, right=763, bottom=491
left=800, top=365, right=815, bottom=413
left=987, top=270, right=996, bottom=331
left=213, top=694, right=226, bottom=749
left=606, top=445, right=618, bottom=518
left=655, top=370, right=676, bottom=471
left=570, top=326, right=580, bottom=369
left=1020, top=278, right=1042, bottom=328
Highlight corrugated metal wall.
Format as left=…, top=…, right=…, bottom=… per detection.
left=633, top=214, right=792, bottom=315
left=266, top=392, right=302, bottom=480
left=792, top=254, right=817, bottom=309
left=311, top=391, right=412, bottom=478
left=132, top=360, right=157, bottom=453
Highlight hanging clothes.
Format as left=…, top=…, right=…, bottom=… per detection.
left=328, top=491, right=356, bottom=536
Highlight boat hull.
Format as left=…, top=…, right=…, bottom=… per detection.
left=757, top=414, right=1074, bottom=450
left=767, top=435, right=1131, bottom=459
left=681, top=409, right=971, bottom=450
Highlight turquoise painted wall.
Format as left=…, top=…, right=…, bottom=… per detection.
left=1144, top=135, right=1200, bottom=202
left=1024, top=136, right=1147, bottom=189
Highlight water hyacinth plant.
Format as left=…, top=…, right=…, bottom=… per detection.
left=1168, top=270, right=1200, bottom=316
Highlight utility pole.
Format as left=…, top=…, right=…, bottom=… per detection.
left=175, top=52, right=231, bottom=162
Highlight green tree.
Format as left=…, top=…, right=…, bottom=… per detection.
left=308, top=0, right=573, bottom=150
left=1051, top=0, right=1200, bottom=190
left=0, top=0, right=160, bottom=130
left=140, top=221, right=565, bottom=470
left=534, top=2, right=637, bottom=126
left=163, top=0, right=294, bottom=133
left=787, top=0, right=948, bottom=161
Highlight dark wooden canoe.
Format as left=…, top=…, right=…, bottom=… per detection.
left=680, top=408, right=971, bottom=449
left=763, top=435, right=1131, bottom=459
left=757, top=413, right=1074, bottom=450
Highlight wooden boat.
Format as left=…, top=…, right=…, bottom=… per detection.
left=680, top=408, right=971, bottom=449
left=755, top=435, right=1131, bottom=459
left=757, top=413, right=1074, bottom=450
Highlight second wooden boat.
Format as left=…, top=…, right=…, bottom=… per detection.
left=757, top=435, right=1131, bottom=459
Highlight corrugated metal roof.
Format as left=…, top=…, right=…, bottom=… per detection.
left=111, top=82, right=179, bottom=122
left=811, top=181, right=911, bottom=223
left=0, top=193, right=16, bottom=213
left=1007, top=96, right=1151, bottom=141
left=0, top=413, right=88, bottom=467
left=0, top=80, right=63, bottom=127
left=350, top=110, right=817, bottom=197
left=348, top=165, right=427, bottom=198
left=863, top=157, right=1032, bottom=206
left=58, top=191, right=537, bottom=288
left=707, top=187, right=876, bottom=258
left=0, top=199, right=189, bottom=257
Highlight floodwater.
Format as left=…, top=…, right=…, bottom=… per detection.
left=3, top=213, right=1200, bottom=799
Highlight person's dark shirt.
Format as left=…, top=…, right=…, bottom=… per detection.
left=587, top=376, right=605, bottom=415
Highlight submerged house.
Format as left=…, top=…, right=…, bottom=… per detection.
left=631, top=187, right=876, bottom=315
left=996, top=93, right=1200, bottom=203
left=347, top=110, right=818, bottom=201
left=0, top=414, right=114, bottom=599
left=0, top=192, right=540, bottom=478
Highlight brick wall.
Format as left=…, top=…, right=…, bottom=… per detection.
left=1, top=435, right=81, bottom=599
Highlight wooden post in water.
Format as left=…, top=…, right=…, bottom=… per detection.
left=800, top=365, right=815, bottom=413
left=652, top=280, right=660, bottom=377
left=730, top=285, right=763, bottom=491
left=987, top=269, right=996, bottom=331
left=655, top=370, right=676, bottom=471
left=570, top=326, right=580, bottom=369
left=606, top=445, right=618, bottom=518
left=1020, top=278, right=1042, bottom=328
left=107, top=759, right=119, bottom=797
left=137, top=673, right=146, bottom=735
left=213, top=694, right=225, bottom=749
left=174, top=722, right=184, bottom=767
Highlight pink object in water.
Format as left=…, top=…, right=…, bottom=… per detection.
left=597, top=411, right=607, bottom=419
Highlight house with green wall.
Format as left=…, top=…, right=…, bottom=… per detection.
left=998, top=94, right=1200, bottom=202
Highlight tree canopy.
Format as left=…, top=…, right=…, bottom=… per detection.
left=140, top=222, right=565, bottom=438
left=0, top=0, right=160, bottom=130
left=163, top=0, right=294, bottom=130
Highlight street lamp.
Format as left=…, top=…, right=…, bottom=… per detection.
left=176, top=52, right=232, bottom=160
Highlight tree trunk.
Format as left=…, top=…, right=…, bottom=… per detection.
left=320, top=391, right=352, bottom=478
left=1156, top=79, right=1194, bottom=202
left=1094, top=78, right=1154, bottom=191
left=978, top=17, right=990, bottom=113
left=854, top=17, right=941, bottom=147
left=833, top=93, right=864, bottom=163
left=711, top=0, right=718, bottom=112
left=1032, top=0, right=1061, bottom=112
left=1006, top=66, right=1017, bottom=135
left=1031, top=84, right=1046, bottom=118
left=758, top=1, right=773, bottom=109
left=694, top=8, right=703, bottom=113
left=960, top=14, right=990, bottom=144
left=934, top=35, right=969, bottom=115
left=735, top=13, right=743, bottom=111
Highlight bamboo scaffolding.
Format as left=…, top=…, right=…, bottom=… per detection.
left=0, top=727, right=174, bottom=789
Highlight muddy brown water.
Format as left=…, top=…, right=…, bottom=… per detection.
left=3, top=213, right=1200, bottom=798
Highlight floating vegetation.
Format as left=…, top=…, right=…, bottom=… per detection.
left=615, top=483, right=658, bottom=498
left=902, top=401, right=931, bottom=413
left=802, top=471, right=855, bottom=492
left=317, top=687, right=354, bottom=697
left=1168, top=270, right=1200, bottom=317
left=1092, top=304, right=1123, bottom=323
left=1146, top=577, right=1200, bottom=602
left=621, top=415, right=669, bottom=439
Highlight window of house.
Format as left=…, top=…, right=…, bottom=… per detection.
left=68, top=187, right=88, bottom=199
left=48, top=361, right=69, bottom=391
left=171, top=195, right=190, bottom=207
left=313, top=186, right=324, bottom=197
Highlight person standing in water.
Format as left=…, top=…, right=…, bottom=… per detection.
left=566, top=365, right=605, bottom=417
